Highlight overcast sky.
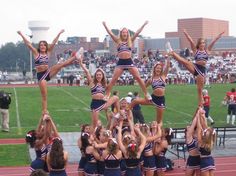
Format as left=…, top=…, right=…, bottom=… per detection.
left=1, top=0, right=236, bottom=45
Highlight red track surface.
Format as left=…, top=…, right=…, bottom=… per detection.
left=0, top=138, right=25, bottom=145
left=0, top=156, right=236, bottom=176
left=0, top=83, right=78, bottom=88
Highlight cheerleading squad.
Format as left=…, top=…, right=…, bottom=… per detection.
left=21, top=21, right=225, bottom=176
left=26, top=105, right=216, bottom=176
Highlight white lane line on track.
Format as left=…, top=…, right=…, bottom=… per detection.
left=13, top=88, right=22, bottom=134
left=60, top=88, right=106, bottom=119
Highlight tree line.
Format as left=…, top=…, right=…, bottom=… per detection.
left=0, top=42, right=30, bottom=72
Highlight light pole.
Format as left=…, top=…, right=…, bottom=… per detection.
left=16, top=58, right=20, bottom=72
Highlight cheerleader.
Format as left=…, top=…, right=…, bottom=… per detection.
left=117, top=121, right=146, bottom=176
left=140, top=123, right=161, bottom=176
left=78, top=124, right=91, bottom=176
left=109, top=98, right=134, bottom=136
left=78, top=56, right=120, bottom=130
left=47, top=138, right=68, bottom=176
left=154, top=128, right=172, bottom=176
left=197, top=108, right=216, bottom=176
left=130, top=58, right=170, bottom=125
left=26, top=117, right=51, bottom=173
left=102, top=138, right=122, bottom=176
left=94, top=127, right=112, bottom=176
left=185, top=109, right=200, bottom=176
left=81, top=133, right=101, bottom=175
left=102, top=21, right=151, bottom=101
left=168, top=30, right=224, bottom=106
left=17, top=30, right=77, bottom=117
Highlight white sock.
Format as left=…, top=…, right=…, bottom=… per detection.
left=208, top=116, right=214, bottom=123
left=232, top=115, right=235, bottom=125
left=227, top=115, right=230, bottom=124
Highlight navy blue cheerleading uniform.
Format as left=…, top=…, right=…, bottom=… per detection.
left=49, top=170, right=67, bottom=176
left=116, top=42, right=135, bottom=69
left=199, top=147, right=215, bottom=172
left=78, top=149, right=87, bottom=173
left=143, top=142, right=156, bottom=172
left=97, top=149, right=105, bottom=175
left=49, top=161, right=67, bottom=176
left=155, top=148, right=167, bottom=172
left=30, top=145, right=48, bottom=172
left=186, top=138, right=200, bottom=170
left=90, top=84, right=106, bottom=112
left=120, top=159, right=127, bottom=176
left=84, top=153, right=98, bottom=175
left=125, top=158, right=142, bottom=176
left=193, top=50, right=208, bottom=77
left=48, top=148, right=67, bottom=176
left=151, top=77, right=166, bottom=109
left=35, top=54, right=51, bottom=81
left=104, top=154, right=121, bottom=176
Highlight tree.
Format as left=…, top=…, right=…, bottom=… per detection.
left=0, top=42, right=29, bottom=71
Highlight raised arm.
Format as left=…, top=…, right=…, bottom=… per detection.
left=163, top=57, right=170, bottom=77
left=48, top=29, right=65, bottom=53
left=197, top=111, right=203, bottom=144
left=131, top=21, right=148, bottom=42
left=116, top=125, right=126, bottom=155
left=127, top=110, right=135, bottom=136
left=135, top=127, right=147, bottom=157
left=48, top=117, right=59, bottom=138
left=199, top=108, right=208, bottom=129
left=78, top=57, right=93, bottom=85
left=207, top=31, right=224, bottom=52
left=17, top=31, right=38, bottom=56
left=146, top=124, right=161, bottom=142
left=189, top=108, right=200, bottom=133
left=94, top=141, right=108, bottom=149
left=183, top=29, right=196, bottom=53
left=102, top=22, right=119, bottom=43
left=145, top=79, right=151, bottom=88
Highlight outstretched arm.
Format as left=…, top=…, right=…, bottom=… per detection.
left=17, top=31, right=38, bottom=56
left=197, top=112, right=203, bottom=145
left=183, top=29, right=196, bottom=53
left=48, top=117, right=59, bottom=138
left=145, top=79, right=151, bottom=88
left=131, top=21, right=148, bottom=42
left=146, top=124, right=161, bottom=142
left=199, top=108, right=208, bottom=130
left=78, top=57, right=92, bottom=85
left=207, top=31, right=224, bottom=52
left=186, top=108, right=199, bottom=142
left=48, top=29, right=65, bottom=53
left=116, top=125, right=126, bottom=155
left=163, top=57, right=170, bottom=77
left=135, top=127, right=147, bottom=157
left=102, top=22, right=119, bottom=43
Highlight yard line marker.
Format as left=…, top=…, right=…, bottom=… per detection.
left=13, top=88, right=22, bottom=135
left=60, top=88, right=106, bottom=119
left=167, top=106, right=192, bottom=118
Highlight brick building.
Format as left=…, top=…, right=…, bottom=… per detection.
left=165, top=18, right=229, bottom=49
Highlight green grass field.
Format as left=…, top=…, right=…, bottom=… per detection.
left=0, top=83, right=234, bottom=139
left=0, top=144, right=30, bottom=166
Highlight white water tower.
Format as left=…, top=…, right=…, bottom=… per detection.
left=28, top=21, right=50, bottom=43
